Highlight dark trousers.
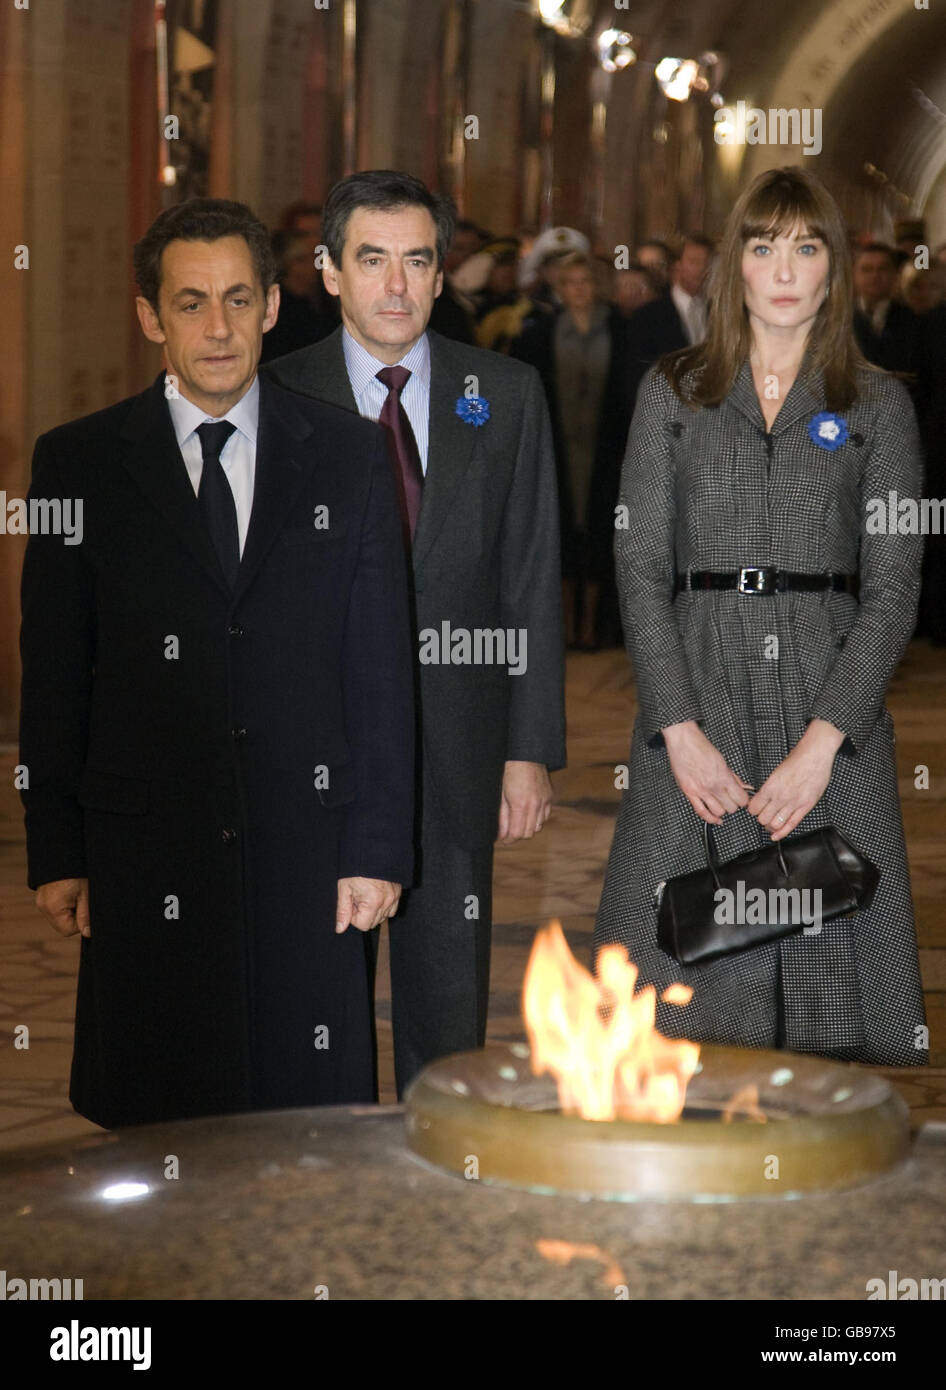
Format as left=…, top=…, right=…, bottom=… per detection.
left=387, top=764, right=494, bottom=1097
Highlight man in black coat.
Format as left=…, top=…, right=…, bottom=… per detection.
left=852, top=244, right=922, bottom=387
left=19, top=199, right=416, bottom=1128
left=265, top=171, right=566, bottom=1096
left=621, top=235, right=714, bottom=411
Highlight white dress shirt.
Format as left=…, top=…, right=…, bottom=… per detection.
left=671, top=283, right=708, bottom=345
left=341, top=329, right=431, bottom=474
left=166, top=374, right=260, bottom=555
left=857, top=297, right=890, bottom=336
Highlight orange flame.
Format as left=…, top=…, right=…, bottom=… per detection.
left=721, top=1084, right=767, bottom=1124
left=536, top=1239, right=626, bottom=1289
left=522, top=921, right=700, bottom=1123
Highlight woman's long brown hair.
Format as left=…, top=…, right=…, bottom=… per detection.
left=664, top=165, right=868, bottom=411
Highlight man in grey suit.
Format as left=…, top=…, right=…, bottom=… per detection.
left=265, top=170, right=565, bottom=1095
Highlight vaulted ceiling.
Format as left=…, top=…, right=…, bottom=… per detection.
left=576, top=0, right=946, bottom=230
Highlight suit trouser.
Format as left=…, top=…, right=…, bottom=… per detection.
left=387, top=763, right=494, bottom=1098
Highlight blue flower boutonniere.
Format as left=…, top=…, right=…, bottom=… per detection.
left=808, top=411, right=849, bottom=451
left=456, top=395, right=490, bottom=427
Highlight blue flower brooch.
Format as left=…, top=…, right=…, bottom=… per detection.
left=808, top=411, right=849, bottom=451
left=455, top=395, right=490, bottom=427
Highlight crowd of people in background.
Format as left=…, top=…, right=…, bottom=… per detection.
left=263, top=200, right=946, bottom=651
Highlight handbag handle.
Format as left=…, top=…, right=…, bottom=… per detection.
left=702, top=820, right=789, bottom=886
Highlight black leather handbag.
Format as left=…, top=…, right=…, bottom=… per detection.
left=655, top=823, right=880, bottom=966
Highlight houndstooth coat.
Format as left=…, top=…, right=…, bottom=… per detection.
left=593, top=356, right=928, bottom=1066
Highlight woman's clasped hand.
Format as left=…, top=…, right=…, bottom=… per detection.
left=662, top=717, right=845, bottom=841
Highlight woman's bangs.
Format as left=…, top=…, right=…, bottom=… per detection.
left=740, top=182, right=828, bottom=245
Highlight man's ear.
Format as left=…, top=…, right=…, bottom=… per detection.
left=322, top=256, right=341, bottom=298
left=262, top=282, right=280, bottom=332
left=136, top=295, right=166, bottom=345
left=434, top=268, right=444, bottom=300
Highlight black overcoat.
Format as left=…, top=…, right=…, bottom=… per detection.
left=19, top=373, right=416, bottom=1127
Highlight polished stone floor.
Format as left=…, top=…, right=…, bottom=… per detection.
left=0, top=641, right=943, bottom=1150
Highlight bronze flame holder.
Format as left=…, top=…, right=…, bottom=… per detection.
left=404, top=1042, right=911, bottom=1201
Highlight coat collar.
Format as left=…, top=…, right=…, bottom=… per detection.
left=118, top=372, right=315, bottom=603
left=313, top=327, right=479, bottom=574
left=723, top=352, right=825, bottom=436
left=303, top=326, right=359, bottom=412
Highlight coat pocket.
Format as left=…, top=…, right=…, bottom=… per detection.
left=78, top=768, right=151, bottom=815
left=316, top=759, right=357, bottom=808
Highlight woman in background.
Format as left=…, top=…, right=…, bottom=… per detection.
left=513, top=252, right=629, bottom=649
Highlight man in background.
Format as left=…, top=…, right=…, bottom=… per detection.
left=622, top=234, right=714, bottom=409
left=853, top=242, right=922, bottom=382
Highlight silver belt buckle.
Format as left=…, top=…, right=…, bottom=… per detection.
left=738, top=566, right=767, bottom=594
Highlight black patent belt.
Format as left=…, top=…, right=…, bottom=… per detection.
left=674, top=568, right=858, bottom=596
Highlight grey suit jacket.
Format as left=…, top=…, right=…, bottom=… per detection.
left=263, top=326, right=566, bottom=849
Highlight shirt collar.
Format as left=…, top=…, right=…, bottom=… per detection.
left=166, top=373, right=260, bottom=448
left=671, top=283, right=698, bottom=315
left=342, top=327, right=431, bottom=397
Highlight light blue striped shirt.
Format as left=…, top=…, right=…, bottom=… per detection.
left=341, top=329, right=431, bottom=474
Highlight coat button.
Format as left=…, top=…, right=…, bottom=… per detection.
left=221, top=828, right=237, bottom=844
left=228, top=624, right=244, bottom=637
left=231, top=726, right=247, bottom=740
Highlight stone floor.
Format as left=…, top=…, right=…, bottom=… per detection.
left=0, top=641, right=943, bottom=1150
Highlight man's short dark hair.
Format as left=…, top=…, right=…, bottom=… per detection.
left=637, top=238, right=671, bottom=259
left=672, top=233, right=716, bottom=260
left=133, top=198, right=276, bottom=309
left=855, top=241, right=898, bottom=269
left=321, top=170, right=457, bottom=271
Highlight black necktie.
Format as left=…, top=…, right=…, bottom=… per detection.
left=196, top=421, right=239, bottom=588
left=375, top=366, right=424, bottom=542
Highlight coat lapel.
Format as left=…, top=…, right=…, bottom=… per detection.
left=119, top=373, right=318, bottom=605
left=270, top=327, right=479, bottom=576
left=411, top=331, right=478, bottom=574
left=119, top=374, right=231, bottom=598
left=233, top=378, right=314, bottom=602
left=724, top=355, right=824, bottom=436
left=301, top=327, right=358, bottom=412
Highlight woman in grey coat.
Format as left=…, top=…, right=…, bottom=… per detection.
left=594, top=166, right=927, bottom=1066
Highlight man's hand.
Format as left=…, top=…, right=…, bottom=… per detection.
left=497, top=760, right=553, bottom=844
left=663, top=721, right=753, bottom=826
left=336, top=877, right=401, bottom=934
left=748, top=719, right=845, bottom=840
left=36, top=878, right=91, bottom=939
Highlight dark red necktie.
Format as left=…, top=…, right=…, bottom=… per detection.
left=376, top=365, right=423, bottom=541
